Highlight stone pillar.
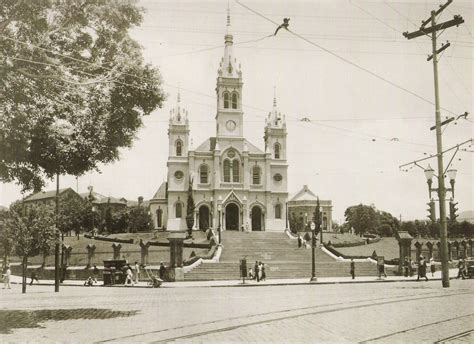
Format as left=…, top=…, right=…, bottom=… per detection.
left=426, top=241, right=434, bottom=260
left=395, top=231, right=413, bottom=275
left=139, top=240, right=150, bottom=266
left=460, top=240, right=467, bottom=259
left=112, top=243, right=122, bottom=260
left=86, top=244, right=96, bottom=267
left=168, top=232, right=187, bottom=281
left=453, top=241, right=460, bottom=260
left=414, top=241, right=423, bottom=261
left=62, top=245, right=72, bottom=266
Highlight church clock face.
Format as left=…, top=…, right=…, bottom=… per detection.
left=226, top=120, right=236, bottom=132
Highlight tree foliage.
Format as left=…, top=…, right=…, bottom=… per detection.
left=128, top=205, right=152, bottom=233
left=344, top=204, right=399, bottom=237
left=0, top=0, right=165, bottom=192
left=186, top=181, right=195, bottom=235
left=3, top=203, right=56, bottom=293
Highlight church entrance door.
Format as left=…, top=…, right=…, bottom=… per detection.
left=225, top=203, right=239, bottom=231
left=251, top=206, right=262, bottom=231
left=199, top=206, right=210, bottom=230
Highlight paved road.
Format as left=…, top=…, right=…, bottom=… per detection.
left=1, top=279, right=473, bottom=343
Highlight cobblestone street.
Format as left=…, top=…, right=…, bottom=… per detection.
left=0, top=279, right=473, bottom=343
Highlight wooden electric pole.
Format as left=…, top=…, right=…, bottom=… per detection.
left=403, top=0, right=464, bottom=288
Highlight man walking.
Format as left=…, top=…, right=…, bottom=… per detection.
left=3, top=265, right=11, bottom=289
left=350, top=259, right=355, bottom=279
left=254, top=261, right=260, bottom=282
left=30, top=269, right=40, bottom=286
left=134, top=261, right=140, bottom=284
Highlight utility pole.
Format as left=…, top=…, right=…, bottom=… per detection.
left=55, top=172, right=60, bottom=292
left=403, top=0, right=464, bottom=288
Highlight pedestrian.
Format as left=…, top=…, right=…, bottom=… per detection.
left=93, top=264, right=99, bottom=283
left=248, top=268, right=254, bottom=279
left=409, top=259, right=415, bottom=277
left=3, top=265, right=11, bottom=289
left=261, top=263, right=266, bottom=281
left=456, top=259, right=466, bottom=279
left=30, top=269, right=40, bottom=286
left=350, top=259, right=355, bottom=279
left=124, top=265, right=134, bottom=286
left=254, top=261, right=260, bottom=282
left=403, top=258, right=409, bottom=277
left=60, top=265, right=68, bottom=283
left=297, top=234, right=302, bottom=248
left=84, top=276, right=94, bottom=286
left=417, top=256, right=428, bottom=281
left=134, top=261, right=140, bottom=284
left=377, top=260, right=387, bottom=279
left=159, top=262, right=166, bottom=280
left=429, top=257, right=436, bottom=277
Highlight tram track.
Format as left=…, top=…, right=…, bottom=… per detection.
left=434, top=329, right=474, bottom=343
left=98, top=290, right=473, bottom=343
left=360, top=314, right=474, bottom=343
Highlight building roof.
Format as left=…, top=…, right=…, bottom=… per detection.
left=23, top=188, right=75, bottom=202
left=79, top=191, right=107, bottom=201
left=289, top=185, right=318, bottom=202
left=152, top=182, right=167, bottom=200
left=195, top=137, right=264, bottom=154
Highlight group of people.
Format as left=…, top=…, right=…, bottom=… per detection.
left=248, top=261, right=266, bottom=282
left=297, top=234, right=312, bottom=249
left=457, top=259, right=469, bottom=279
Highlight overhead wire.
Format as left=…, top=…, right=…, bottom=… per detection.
left=234, top=0, right=459, bottom=117
left=1, top=22, right=438, bottom=150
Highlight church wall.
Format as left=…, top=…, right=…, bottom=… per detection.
left=149, top=201, right=167, bottom=230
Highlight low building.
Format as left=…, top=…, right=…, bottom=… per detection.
left=288, top=185, right=333, bottom=232
left=23, top=188, right=83, bottom=208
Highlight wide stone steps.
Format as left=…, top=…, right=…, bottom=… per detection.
left=184, top=231, right=394, bottom=281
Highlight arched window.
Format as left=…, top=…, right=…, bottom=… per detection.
left=274, top=143, right=281, bottom=159
left=252, top=166, right=260, bottom=185
left=223, top=92, right=230, bottom=109
left=156, top=208, right=163, bottom=228
left=223, top=159, right=231, bottom=182
left=176, top=140, right=183, bottom=156
left=232, top=159, right=239, bottom=182
left=275, top=204, right=282, bottom=219
left=231, top=92, right=238, bottom=109
left=200, top=164, right=208, bottom=184
left=175, top=202, right=182, bottom=218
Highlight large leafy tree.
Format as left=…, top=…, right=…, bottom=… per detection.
left=344, top=204, right=379, bottom=236
left=0, top=0, right=165, bottom=191
left=5, top=203, right=56, bottom=293
left=128, top=205, right=152, bottom=233
left=0, top=208, right=14, bottom=268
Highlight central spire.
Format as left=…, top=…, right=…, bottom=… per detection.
left=219, top=5, right=241, bottom=78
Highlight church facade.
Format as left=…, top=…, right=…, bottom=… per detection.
left=150, top=13, right=288, bottom=232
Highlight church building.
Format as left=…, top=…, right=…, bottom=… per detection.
left=150, top=12, right=289, bottom=232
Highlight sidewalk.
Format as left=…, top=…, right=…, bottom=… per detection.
left=8, top=269, right=460, bottom=289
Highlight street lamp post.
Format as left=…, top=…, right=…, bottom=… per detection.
left=310, top=221, right=317, bottom=282
left=423, top=163, right=457, bottom=287
left=217, top=196, right=222, bottom=244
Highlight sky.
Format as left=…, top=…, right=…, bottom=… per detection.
left=1, top=0, right=472, bottom=222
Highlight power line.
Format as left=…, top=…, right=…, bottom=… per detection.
left=0, top=28, right=441, bottom=150
left=234, top=0, right=460, bottom=117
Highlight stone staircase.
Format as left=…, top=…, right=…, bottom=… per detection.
left=184, top=231, right=391, bottom=281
